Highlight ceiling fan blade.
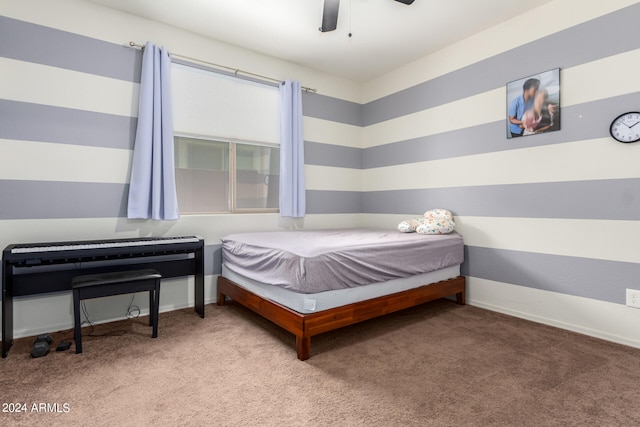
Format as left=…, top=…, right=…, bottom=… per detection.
left=320, top=0, right=412, bottom=33
left=320, top=0, right=340, bottom=32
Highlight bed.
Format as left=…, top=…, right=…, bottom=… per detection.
left=217, top=228, right=465, bottom=360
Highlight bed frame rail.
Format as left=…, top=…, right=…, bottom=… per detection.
left=217, top=275, right=465, bottom=361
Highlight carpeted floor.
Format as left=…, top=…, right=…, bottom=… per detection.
left=2, top=299, right=640, bottom=426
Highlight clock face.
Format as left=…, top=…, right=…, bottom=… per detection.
left=610, top=112, right=640, bottom=143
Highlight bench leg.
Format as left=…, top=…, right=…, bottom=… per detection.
left=73, top=289, right=82, bottom=354
left=151, top=280, right=160, bottom=338
left=149, top=290, right=154, bottom=327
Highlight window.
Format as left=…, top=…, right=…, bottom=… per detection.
left=235, top=143, right=280, bottom=210
left=171, top=62, right=280, bottom=214
left=174, top=136, right=279, bottom=213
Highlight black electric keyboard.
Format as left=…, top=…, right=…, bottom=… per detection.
left=5, top=236, right=202, bottom=265
left=2, top=236, right=205, bottom=357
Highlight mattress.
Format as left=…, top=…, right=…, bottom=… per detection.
left=221, top=228, right=464, bottom=293
left=222, top=263, right=461, bottom=314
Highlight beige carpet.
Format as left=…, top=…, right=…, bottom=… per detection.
left=2, top=299, right=640, bottom=426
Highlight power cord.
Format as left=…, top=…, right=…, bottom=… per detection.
left=126, top=293, right=141, bottom=319
left=80, top=300, right=127, bottom=337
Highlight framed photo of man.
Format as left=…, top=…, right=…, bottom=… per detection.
left=506, top=68, right=560, bottom=139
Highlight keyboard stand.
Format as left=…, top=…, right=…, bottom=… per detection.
left=2, top=236, right=205, bottom=358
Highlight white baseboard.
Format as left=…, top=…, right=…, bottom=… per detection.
left=466, top=276, right=640, bottom=350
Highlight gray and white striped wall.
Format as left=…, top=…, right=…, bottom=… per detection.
left=0, top=0, right=364, bottom=337
left=1, top=0, right=639, bottom=348
left=361, top=0, right=640, bottom=347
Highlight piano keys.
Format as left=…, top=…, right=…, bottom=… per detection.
left=8, top=235, right=201, bottom=255
left=2, top=236, right=205, bottom=357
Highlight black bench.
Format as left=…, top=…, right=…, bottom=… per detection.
left=71, top=269, right=162, bottom=354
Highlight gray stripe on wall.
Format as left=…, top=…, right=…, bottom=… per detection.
left=362, top=178, right=640, bottom=220
left=302, top=92, right=362, bottom=127
left=0, top=16, right=142, bottom=83
left=305, top=141, right=362, bottom=169
left=0, top=181, right=363, bottom=219
left=1, top=16, right=362, bottom=130
left=0, top=180, right=128, bottom=219
left=205, top=244, right=221, bottom=276
left=0, top=100, right=137, bottom=150
left=306, top=190, right=362, bottom=214
left=363, top=92, right=640, bottom=168
left=362, top=3, right=640, bottom=126
left=462, top=245, right=640, bottom=305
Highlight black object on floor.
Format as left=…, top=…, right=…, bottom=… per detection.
left=56, top=341, right=72, bottom=352
left=30, top=341, right=49, bottom=358
left=35, top=333, right=52, bottom=344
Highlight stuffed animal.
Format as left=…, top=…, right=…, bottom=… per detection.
left=397, top=218, right=421, bottom=233
left=397, top=209, right=456, bottom=235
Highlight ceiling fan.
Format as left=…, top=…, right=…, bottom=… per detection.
left=320, top=0, right=415, bottom=33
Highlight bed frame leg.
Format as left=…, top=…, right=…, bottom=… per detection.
left=456, top=290, right=466, bottom=305
left=217, top=292, right=226, bottom=306
left=296, top=336, right=311, bottom=361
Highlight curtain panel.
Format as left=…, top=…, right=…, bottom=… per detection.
left=127, top=42, right=180, bottom=221
left=279, top=80, right=306, bottom=218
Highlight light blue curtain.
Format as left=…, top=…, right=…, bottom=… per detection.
left=279, top=80, right=306, bottom=217
left=127, top=42, right=180, bottom=220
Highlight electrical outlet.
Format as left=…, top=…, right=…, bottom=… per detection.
left=626, top=289, right=640, bottom=308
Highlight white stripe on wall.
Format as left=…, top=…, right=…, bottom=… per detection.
left=457, top=217, right=640, bottom=264
left=0, top=139, right=132, bottom=183
left=363, top=88, right=504, bottom=148
left=563, top=48, right=640, bottom=106
left=11, top=275, right=217, bottom=340
left=304, top=117, right=362, bottom=149
left=360, top=214, right=640, bottom=264
left=0, top=214, right=364, bottom=250
left=362, top=137, right=640, bottom=191
left=305, top=165, right=362, bottom=192
left=0, top=57, right=139, bottom=117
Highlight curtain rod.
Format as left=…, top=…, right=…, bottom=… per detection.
left=128, top=42, right=317, bottom=93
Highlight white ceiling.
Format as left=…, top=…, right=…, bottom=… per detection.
left=86, top=0, right=553, bottom=82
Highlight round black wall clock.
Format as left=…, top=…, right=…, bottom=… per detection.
left=610, top=112, right=640, bottom=143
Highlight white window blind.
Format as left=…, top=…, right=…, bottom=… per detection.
left=171, top=62, right=280, bottom=144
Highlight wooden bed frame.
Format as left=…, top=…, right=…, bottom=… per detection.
left=217, top=275, right=466, bottom=360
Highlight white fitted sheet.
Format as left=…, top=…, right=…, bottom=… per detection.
left=221, top=264, right=461, bottom=314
